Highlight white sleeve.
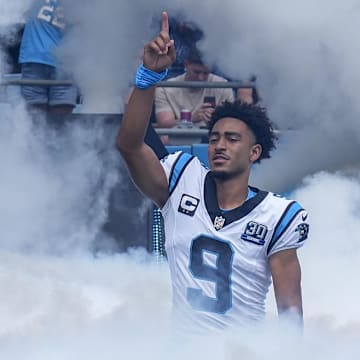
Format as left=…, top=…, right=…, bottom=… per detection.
left=160, top=151, right=183, bottom=181
left=268, top=206, right=309, bottom=257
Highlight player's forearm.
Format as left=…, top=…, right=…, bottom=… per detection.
left=278, top=305, right=304, bottom=331
left=117, top=86, right=155, bottom=151
left=275, top=282, right=303, bottom=330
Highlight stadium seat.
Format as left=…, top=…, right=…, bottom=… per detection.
left=166, top=145, right=192, bottom=154
left=191, top=144, right=209, bottom=167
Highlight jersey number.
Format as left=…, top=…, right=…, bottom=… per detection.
left=187, top=236, right=234, bottom=314
left=38, top=1, right=65, bottom=29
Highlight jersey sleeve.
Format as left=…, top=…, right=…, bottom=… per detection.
left=160, top=151, right=195, bottom=194
left=267, top=202, right=309, bottom=257
left=160, top=151, right=182, bottom=180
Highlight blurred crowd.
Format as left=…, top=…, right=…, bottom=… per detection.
left=0, top=1, right=261, bottom=143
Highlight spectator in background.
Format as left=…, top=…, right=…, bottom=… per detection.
left=237, top=88, right=255, bottom=105
left=155, top=46, right=234, bottom=130
left=18, top=0, right=77, bottom=114
left=167, top=15, right=204, bottom=78
left=237, top=75, right=262, bottom=106
left=151, top=13, right=204, bottom=78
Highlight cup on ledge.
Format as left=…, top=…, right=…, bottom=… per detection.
left=178, top=109, right=193, bottom=128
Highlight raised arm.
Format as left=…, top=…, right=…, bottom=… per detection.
left=269, top=248, right=303, bottom=330
left=117, top=12, right=176, bottom=208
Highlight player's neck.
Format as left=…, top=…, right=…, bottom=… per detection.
left=215, top=176, right=249, bottom=210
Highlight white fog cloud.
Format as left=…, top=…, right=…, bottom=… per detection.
left=1, top=1, right=360, bottom=359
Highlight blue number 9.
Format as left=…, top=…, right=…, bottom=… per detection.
left=187, top=236, right=234, bottom=314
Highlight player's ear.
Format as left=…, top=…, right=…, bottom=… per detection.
left=250, top=144, right=262, bottom=163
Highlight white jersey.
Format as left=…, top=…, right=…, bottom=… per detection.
left=160, top=151, right=309, bottom=332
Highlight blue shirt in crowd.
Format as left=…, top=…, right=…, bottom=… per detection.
left=19, top=0, right=65, bottom=66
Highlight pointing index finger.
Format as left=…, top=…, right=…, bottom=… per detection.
left=161, top=11, right=169, bottom=33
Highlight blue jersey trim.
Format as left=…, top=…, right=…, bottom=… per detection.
left=267, top=201, right=303, bottom=255
left=220, top=187, right=256, bottom=213
left=247, top=187, right=257, bottom=201
left=169, top=152, right=194, bottom=195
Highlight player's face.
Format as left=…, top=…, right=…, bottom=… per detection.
left=208, top=117, right=262, bottom=180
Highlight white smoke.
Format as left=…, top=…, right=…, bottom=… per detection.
left=0, top=103, right=120, bottom=254
left=53, top=0, right=360, bottom=189
left=59, top=0, right=166, bottom=113
left=1, top=0, right=360, bottom=359
left=0, top=0, right=29, bottom=26
left=0, top=0, right=28, bottom=74
left=182, top=0, right=360, bottom=191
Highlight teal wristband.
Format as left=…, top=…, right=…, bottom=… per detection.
left=135, top=64, right=168, bottom=89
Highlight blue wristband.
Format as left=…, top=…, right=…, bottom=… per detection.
left=135, top=64, right=168, bottom=89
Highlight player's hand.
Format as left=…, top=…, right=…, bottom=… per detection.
left=143, top=12, right=176, bottom=73
left=193, top=104, right=215, bottom=124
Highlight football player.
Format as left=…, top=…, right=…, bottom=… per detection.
left=117, top=11, right=309, bottom=332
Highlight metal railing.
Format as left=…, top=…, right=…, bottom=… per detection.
left=1, top=76, right=254, bottom=89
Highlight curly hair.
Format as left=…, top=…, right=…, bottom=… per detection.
left=208, top=101, right=277, bottom=163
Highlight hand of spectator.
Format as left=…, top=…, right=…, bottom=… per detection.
left=237, top=88, right=254, bottom=104
left=143, top=12, right=176, bottom=73
left=192, top=103, right=215, bottom=124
